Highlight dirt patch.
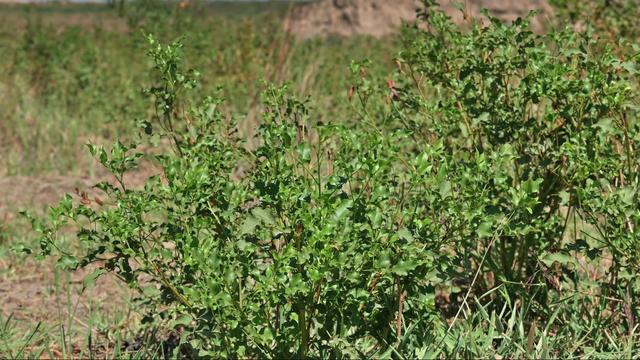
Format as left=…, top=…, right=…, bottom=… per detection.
left=0, top=160, right=158, bottom=223
left=0, top=251, right=135, bottom=357
left=0, top=257, right=131, bottom=328
left=0, top=163, right=160, bottom=356
left=287, top=0, right=554, bottom=38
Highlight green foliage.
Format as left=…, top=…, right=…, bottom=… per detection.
left=395, top=3, right=640, bottom=283
left=21, top=2, right=640, bottom=358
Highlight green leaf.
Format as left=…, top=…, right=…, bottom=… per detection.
left=476, top=221, right=493, bottom=238
left=57, top=255, right=79, bottom=270
left=376, top=250, right=392, bottom=269
left=142, top=286, right=161, bottom=298
left=240, top=216, right=260, bottom=236
left=541, top=252, right=576, bottom=268
left=170, top=314, right=192, bottom=328
left=558, top=191, right=570, bottom=205
left=396, top=227, right=415, bottom=242
left=522, top=178, right=542, bottom=194
left=439, top=180, right=452, bottom=199
left=331, top=199, right=352, bottom=223
left=251, top=208, right=275, bottom=226
left=392, top=260, right=419, bottom=275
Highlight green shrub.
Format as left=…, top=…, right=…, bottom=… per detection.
left=24, top=3, right=640, bottom=358
left=393, top=2, right=640, bottom=297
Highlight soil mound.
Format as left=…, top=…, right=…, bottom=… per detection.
left=288, top=0, right=554, bottom=38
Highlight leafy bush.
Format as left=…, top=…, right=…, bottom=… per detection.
left=24, top=3, right=640, bottom=358
left=395, top=3, right=640, bottom=287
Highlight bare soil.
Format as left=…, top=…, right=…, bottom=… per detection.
left=288, top=0, right=554, bottom=38
left=0, top=257, right=131, bottom=351
left=0, top=163, right=159, bottom=356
